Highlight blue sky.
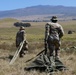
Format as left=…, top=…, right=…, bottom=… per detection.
left=0, top=0, right=76, bottom=11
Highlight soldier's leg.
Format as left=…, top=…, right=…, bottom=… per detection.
left=23, top=41, right=28, bottom=55
left=19, top=41, right=28, bottom=57
left=54, top=40, right=60, bottom=58
left=48, top=43, right=54, bottom=56
left=55, top=47, right=60, bottom=60
left=55, top=48, right=59, bottom=57
left=19, top=49, right=24, bottom=57
left=55, top=43, right=60, bottom=58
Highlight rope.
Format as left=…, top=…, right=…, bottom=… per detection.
left=9, top=40, right=25, bottom=65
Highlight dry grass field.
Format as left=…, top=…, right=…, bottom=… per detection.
left=0, top=18, right=76, bottom=75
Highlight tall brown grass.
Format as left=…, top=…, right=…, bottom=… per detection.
left=0, top=19, right=76, bottom=75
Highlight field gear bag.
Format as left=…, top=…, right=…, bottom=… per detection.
left=23, top=40, right=28, bottom=50
left=48, top=34, right=59, bottom=43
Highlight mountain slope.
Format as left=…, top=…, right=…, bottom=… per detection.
left=0, top=5, right=76, bottom=19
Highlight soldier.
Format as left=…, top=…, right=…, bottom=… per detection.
left=45, top=16, right=64, bottom=58
left=16, top=26, right=28, bottom=57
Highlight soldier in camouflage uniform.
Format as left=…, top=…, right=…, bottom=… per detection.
left=16, top=26, right=28, bottom=57
left=45, top=16, right=64, bottom=58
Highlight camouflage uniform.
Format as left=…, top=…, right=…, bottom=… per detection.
left=45, top=16, right=64, bottom=57
left=16, top=26, right=28, bottom=57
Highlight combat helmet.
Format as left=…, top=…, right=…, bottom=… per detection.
left=51, top=16, right=58, bottom=21
left=20, top=26, right=25, bottom=30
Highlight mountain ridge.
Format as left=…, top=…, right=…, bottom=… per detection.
left=0, top=5, right=76, bottom=20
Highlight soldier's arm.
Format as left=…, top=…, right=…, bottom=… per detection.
left=44, top=23, right=50, bottom=54
left=21, top=31, right=25, bottom=41
left=45, top=23, right=50, bottom=36
left=15, top=32, right=19, bottom=47
left=59, top=25, right=64, bottom=38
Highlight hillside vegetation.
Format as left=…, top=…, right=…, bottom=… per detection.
left=0, top=19, right=76, bottom=75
